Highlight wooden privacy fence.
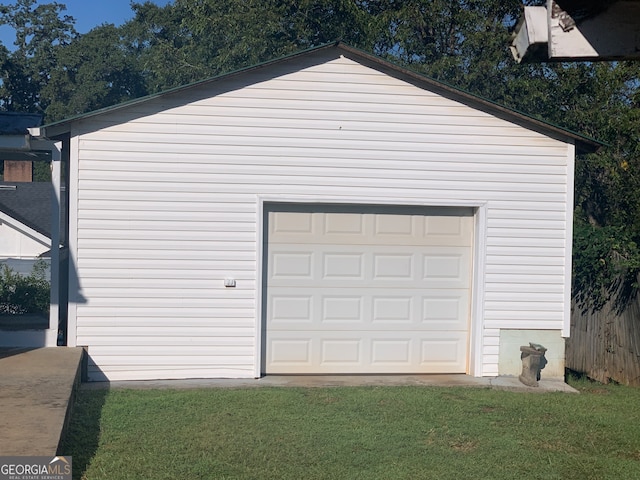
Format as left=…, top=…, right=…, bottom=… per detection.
left=567, top=285, right=640, bottom=385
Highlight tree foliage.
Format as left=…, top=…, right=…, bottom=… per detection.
left=44, top=23, right=147, bottom=120
left=0, top=0, right=639, bottom=311
left=0, top=0, right=76, bottom=113
left=0, top=260, right=50, bottom=315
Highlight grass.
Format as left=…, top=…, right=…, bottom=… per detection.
left=63, top=379, right=640, bottom=480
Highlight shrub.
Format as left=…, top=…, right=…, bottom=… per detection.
left=0, top=260, right=50, bottom=315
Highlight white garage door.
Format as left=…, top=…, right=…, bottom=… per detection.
left=264, top=205, right=473, bottom=374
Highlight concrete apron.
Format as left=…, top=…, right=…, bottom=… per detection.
left=84, top=374, right=578, bottom=393
left=0, top=347, right=84, bottom=456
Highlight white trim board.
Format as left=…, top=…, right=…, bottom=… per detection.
left=256, top=195, right=487, bottom=376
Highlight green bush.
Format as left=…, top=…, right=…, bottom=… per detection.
left=572, top=219, right=640, bottom=313
left=0, top=261, right=50, bottom=315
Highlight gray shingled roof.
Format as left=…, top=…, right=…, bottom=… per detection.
left=0, top=183, right=52, bottom=239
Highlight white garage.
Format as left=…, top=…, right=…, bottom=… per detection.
left=265, top=205, right=474, bottom=374
left=36, top=42, right=600, bottom=381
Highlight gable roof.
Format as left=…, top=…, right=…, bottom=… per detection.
left=0, top=183, right=52, bottom=239
left=38, top=42, right=602, bottom=154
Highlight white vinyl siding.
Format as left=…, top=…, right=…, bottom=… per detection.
left=0, top=221, right=49, bottom=259
left=0, top=218, right=51, bottom=276
left=68, top=51, right=573, bottom=381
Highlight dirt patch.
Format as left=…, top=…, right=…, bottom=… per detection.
left=450, top=439, right=479, bottom=453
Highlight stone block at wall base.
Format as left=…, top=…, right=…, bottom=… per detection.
left=498, top=330, right=564, bottom=378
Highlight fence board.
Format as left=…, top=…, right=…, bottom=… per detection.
left=567, top=281, right=640, bottom=385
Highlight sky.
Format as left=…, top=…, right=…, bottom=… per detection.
left=0, top=0, right=173, bottom=49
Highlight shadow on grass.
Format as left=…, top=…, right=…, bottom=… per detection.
left=61, top=386, right=109, bottom=480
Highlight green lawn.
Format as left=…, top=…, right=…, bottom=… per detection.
left=63, top=380, right=640, bottom=480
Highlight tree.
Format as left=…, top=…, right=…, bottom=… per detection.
left=570, top=63, right=640, bottom=311
left=120, top=0, right=376, bottom=93
left=0, top=0, right=77, bottom=113
left=1, top=0, right=639, bottom=311
left=0, top=260, right=50, bottom=315
left=44, top=24, right=148, bottom=121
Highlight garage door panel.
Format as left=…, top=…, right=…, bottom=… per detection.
left=324, top=213, right=366, bottom=235
left=321, top=339, right=363, bottom=365
left=373, top=254, right=414, bottom=279
left=420, top=334, right=468, bottom=371
left=271, top=211, right=314, bottom=235
left=322, top=296, right=364, bottom=322
left=371, top=338, right=412, bottom=364
left=323, top=253, right=365, bottom=279
left=265, top=207, right=473, bottom=374
left=267, top=331, right=468, bottom=373
left=425, top=215, right=473, bottom=246
left=373, top=214, right=416, bottom=236
left=269, top=338, right=312, bottom=367
left=268, top=288, right=469, bottom=331
left=271, top=251, right=314, bottom=279
left=269, top=209, right=474, bottom=246
left=270, top=295, right=313, bottom=323
left=268, top=245, right=470, bottom=288
left=422, top=251, right=471, bottom=288
left=422, top=292, right=469, bottom=330
left=372, top=296, right=413, bottom=323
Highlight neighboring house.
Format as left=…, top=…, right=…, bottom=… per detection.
left=0, top=112, right=62, bottom=347
left=0, top=112, right=51, bottom=274
left=0, top=182, right=52, bottom=275
left=35, top=42, right=601, bottom=382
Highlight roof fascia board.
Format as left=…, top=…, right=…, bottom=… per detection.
left=0, top=135, right=56, bottom=161
left=0, top=135, right=31, bottom=151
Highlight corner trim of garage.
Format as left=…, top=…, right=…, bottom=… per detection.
left=470, top=202, right=488, bottom=377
